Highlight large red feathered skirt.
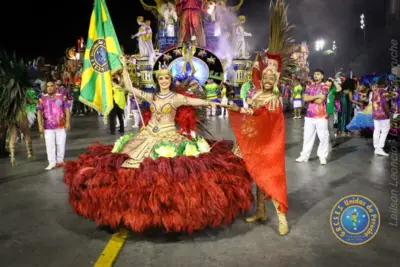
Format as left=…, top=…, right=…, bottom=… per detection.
left=64, top=141, right=253, bottom=234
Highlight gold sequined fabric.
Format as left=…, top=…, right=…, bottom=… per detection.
left=252, top=93, right=281, bottom=111
left=120, top=93, right=187, bottom=168
left=120, top=123, right=186, bottom=168
left=232, top=143, right=243, bottom=158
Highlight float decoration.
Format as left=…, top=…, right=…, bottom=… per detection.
left=139, top=0, right=246, bottom=53
left=132, top=16, right=156, bottom=65
left=135, top=0, right=251, bottom=94
left=291, top=41, right=310, bottom=81
left=234, top=15, right=252, bottom=59
left=153, top=45, right=224, bottom=86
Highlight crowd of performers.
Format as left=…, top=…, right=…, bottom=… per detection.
left=3, top=53, right=397, bottom=237
left=275, top=72, right=399, bottom=161
left=2, top=0, right=397, bottom=238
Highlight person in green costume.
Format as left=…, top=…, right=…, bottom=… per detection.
left=0, top=51, right=34, bottom=164
left=338, top=79, right=356, bottom=136
left=240, top=73, right=253, bottom=108
left=274, top=84, right=283, bottom=107
left=205, top=79, right=219, bottom=116
left=6, top=94, right=35, bottom=166
left=26, top=88, right=38, bottom=128
left=291, top=79, right=303, bottom=119
left=274, top=85, right=281, bottom=96
left=5, top=87, right=36, bottom=163
left=325, top=78, right=342, bottom=147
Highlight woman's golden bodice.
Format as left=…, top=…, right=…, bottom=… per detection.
left=148, top=94, right=177, bottom=126
left=120, top=93, right=185, bottom=168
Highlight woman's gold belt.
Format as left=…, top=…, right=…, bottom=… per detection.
left=146, top=123, right=176, bottom=136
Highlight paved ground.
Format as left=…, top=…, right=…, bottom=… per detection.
left=0, top=113, right=399, bottom=267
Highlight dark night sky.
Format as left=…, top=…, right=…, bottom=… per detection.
left=1, top=0, right=395, bottom=75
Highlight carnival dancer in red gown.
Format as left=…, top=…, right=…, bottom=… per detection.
left=63, top=56, right=253, bottom=234
left=175, top=0, right=206, bottom=47
left=227, top=0, right=293, bottom=236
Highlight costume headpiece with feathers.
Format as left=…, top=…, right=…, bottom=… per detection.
left=252, top=0, right=295, bottom=89
left=0, top=50, right=32, bottom=128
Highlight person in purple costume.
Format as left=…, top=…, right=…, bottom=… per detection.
left=37, top=81, right=71, bottom=170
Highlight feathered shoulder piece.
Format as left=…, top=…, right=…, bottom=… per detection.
left=173, top=73, right=213, bottom=138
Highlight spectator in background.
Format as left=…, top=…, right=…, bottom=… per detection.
left=296, top=69, right=330, bottom=165
left=109, top=78, right=125, bottom=135
left=37, top=81, right=71, bottom=170
left=292, top=79, right=303, bottom=119
left=371, top=79, right=390, bottom=157
left=325, top=78, right=342, bottom=148
left=219, top=83, right=229, bottom=118
left=55, top=80, right=66, bottom=95
left=225, top=80, right=235, bottom=100
left=338, top=79, right=356, bottom=136
left=391, top=82, right=399, bottom=119
left=72, top=83, right=85, bottom=116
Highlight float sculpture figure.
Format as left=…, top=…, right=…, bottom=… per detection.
left=132, top=16, right=156, bottom=65
left=160, top=1, right=178, bottom=36
left=234, top=15, right=252, bottom=59
left=175, top=0, right=206, bottom=47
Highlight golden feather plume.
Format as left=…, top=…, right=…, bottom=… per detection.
left=267, top=0, right=296, bottom=81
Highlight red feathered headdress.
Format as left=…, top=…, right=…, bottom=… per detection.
left=251, top=52, right=264, bottom=90
left=252, top=52, right=283, bottom=90
left=264, top=52, right=283, bottom=73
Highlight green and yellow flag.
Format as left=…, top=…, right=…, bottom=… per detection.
left=80, top=0, right=122, bottom=123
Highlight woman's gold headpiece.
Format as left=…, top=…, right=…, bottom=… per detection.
left=155, top=62, right=172, bottom=79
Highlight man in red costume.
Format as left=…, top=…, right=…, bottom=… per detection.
left=228, top=55, right=289, bottom=236
left=175, top=0, right=206, bottom=47
left=226, top=0, right=293, bottom=236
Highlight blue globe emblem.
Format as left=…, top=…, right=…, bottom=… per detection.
left=95, top=47, right=107, bottom=65
left=330, top=195, right=380, bottom=245
left=342, top=206, right=369, bottom=233
left=90, top=39, right=109, bottom=73
left=56, top=100, right=63, bottom=107
left=169, top=57, right=210, bottom=86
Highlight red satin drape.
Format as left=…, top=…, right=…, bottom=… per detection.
left=229, top=105, right=288, bottom=213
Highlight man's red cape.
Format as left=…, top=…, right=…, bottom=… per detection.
left=229, top=104, right=288, bottom=213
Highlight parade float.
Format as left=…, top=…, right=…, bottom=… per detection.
left=135, top=0, right=252, bottom=99
left=62, top=37, right=85, bottom=85
left=291, top=41, right=310, bottom=82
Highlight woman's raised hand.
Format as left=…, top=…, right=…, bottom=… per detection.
left=119, top=55, right=127, bottom=67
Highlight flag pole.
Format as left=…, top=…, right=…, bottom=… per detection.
left=124, top=68, right=145, bottom=127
